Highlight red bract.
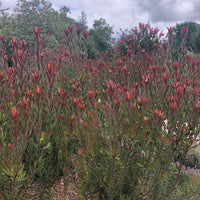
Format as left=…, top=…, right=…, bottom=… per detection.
left=192, top=88, right=198, bottom=96
left=142, top=71, right=150, bottom=84
left=11, top=36, right=17, bottom=46
left=21, top=96, right=28, bottom=109
left=107, top=80, right=114, bottom=99
left=83, top=31, right=88, bottom=40
left=137, top=96, right=143, bottom=106
left=25, top=90, right=32, bottom=98
left=154, top=109, right=164, bottom=120
left=57, top=88, right=62, bottom=96
left=71, top=98, right=78, bottom=107
left=194, top=101, right=200, bottom=111
left=170, top=102, right=177, bottom=112
left=76, top=27, right=81, bottom=35
left=32, top=27, right=40, bottom=36
left=87, top=90, right=94, bottom=99
left=162, top=72, right=168, bottom=81
left=10, top=107, right=18, bottom=121
left=35, top=85, right=42, bottom=96
left=168, top=95, right=175, bottom=102
left=143, top=116, right=148, bottom=123
left=17, top=50, right=23, bottom=59
left=125, top=91, right=131, bottom=101
left=46, top=62, right=53, bottom=74
left=175, top=86, right=183, bottom=96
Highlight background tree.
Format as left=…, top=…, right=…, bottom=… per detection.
left=88, top=18, right=114, bottom=57
left=173, top=22, right=200, bottom=54
left=114, top=23, right=164, bottom=56
left=75, top=11, right=88, bottom=32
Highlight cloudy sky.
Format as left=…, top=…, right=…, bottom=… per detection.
left=2, top=0, right=200, bottom=33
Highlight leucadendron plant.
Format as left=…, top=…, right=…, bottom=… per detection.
left=0, top=22, right=200, bottom=200
left=0, top=27, right=68, bottom=200
left=69, top=25, right=200, bottom=199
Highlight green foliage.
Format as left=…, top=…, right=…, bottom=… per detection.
left=88, top=18, right=115, bottom=57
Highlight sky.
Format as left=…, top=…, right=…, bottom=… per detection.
left=2, top=0, right=200, bottom=34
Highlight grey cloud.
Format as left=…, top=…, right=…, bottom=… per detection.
left=134, top=0, right=200, bottom=23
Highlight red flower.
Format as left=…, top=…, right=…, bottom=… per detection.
left=170, top=102, right=177, bottom=112
left=137, top=96, right=143, bottom=106
left=194, top=101, right=200, bottom=111
left=25, top=90, right=32, bottom=98
left=32, top=27, right=40, bottom=36
left=162, top=72, right=168, bottom=81
left=71, top=98, right=78, bottom=107
left=107, top=80, right=114, bottom=99
left=87, top=90, right=94, bottom=99
left=7, top=143, right=12, bottom=148
left=17, top=50, right=23, bottom=59
left=11, top=37, right=17, bottom=46
left=143, top=97, right=149, bottom=105
left=57, top=88, right=62, bottom=96
left=168, top=95, right=175, bottom=102
left=10, top=107, right=18, bottom=121
left=143, top=116, right=148, bottom=123
left=21, top=96, right=28, bottom=109
left=76, top=27, right=81, bottom=35
left=35, top=85, right=42, bottom=96
left=83, top=31, right=88, bottom=40
left=154, top=109, right=164, bottom=120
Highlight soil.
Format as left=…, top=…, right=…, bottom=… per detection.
left=25, top=177, right=78, bottom=200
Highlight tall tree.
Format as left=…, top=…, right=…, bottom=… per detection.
left=89, top=18, right=114, bottom=56
left=173, top=22, right=200, bottom=52
left=76, top=11, right=88, bottom=32
left=14, top=0, right=54, bottom=48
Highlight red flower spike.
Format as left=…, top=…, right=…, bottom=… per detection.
left=137, top=96, right=143, bottom=106
left=17, top=50, right=23, bottom=59
left=35, top=85, right=42, bottom=96
left=71, top=115, right=75, bottom=121
left=162, top=72, right=168, bottom=81
left=154, top=109, right=164, bottom=120
left=192, top=88, right=198, bottom=96
left=32, top=27, right=40, bottom=36
left=125, top=91, right=131, bottom=101
left=25, top=90, right=32, bottom=98
left=83, top=122, right=88, bottom=128
left=107, top=80, right=115, bottom=99
left=143, top=116, right=148, bottom=123
left=46, top=62, right=53, bottom=74
left=143, top=97, right=149, bottom=105
left=83, top=31, right=88, bottom=40
left=57, top=88, right=62, bottom=96
left=11, top=89, right=15, bottom=97
left=176, top=86, right=183, bottom=96
left=79, top=104, right=84, bottom=111
left=194, top=101, right=200, bottom=111
left=76, top=27, right=81, bottom=35
left=10, top=107, right=18, bottom=121
left=114, top=97, right=121, bottom=105
left=21, top=96, right=28, bottom=108
left=87, top=90, right=94, bottom=100
left=71, top=98, right=78, bottom=107
left=7, top=143, right=12, bottom=148
left=170, top=102, right=177, bottom=112
left=11, top=37, right=17, bottom=46
left=168, top=95, right=175, bottom=102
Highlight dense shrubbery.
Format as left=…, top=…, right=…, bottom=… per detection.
left=0, top=24, right=200, bottom=200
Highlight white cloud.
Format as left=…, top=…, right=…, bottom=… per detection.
left=1, top=0, right=200, bottom=34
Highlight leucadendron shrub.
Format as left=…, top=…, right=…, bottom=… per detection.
left=0, top=23, right=200, bottom=200
left=0, top=27, right=83, bottom=200
left=68, top=25, right=200, bottom=199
